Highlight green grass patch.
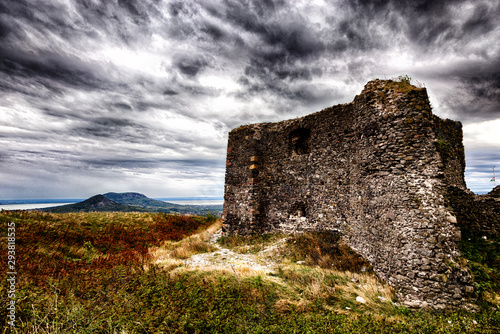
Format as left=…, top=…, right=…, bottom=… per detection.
left=459, top=231, right=500, bottom=303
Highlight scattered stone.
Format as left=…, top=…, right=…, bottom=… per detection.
left=403, top=300, right=422, bottom=308
left=356, top=296, right=367, bottom=304
left=446, top=214, right=457, bottom=224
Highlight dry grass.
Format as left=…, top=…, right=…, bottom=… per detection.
left=171, top=264, right=270, bottom=280
left=150, top=219, right=221, bottom=263
left=230, top=265, right=268, bottom=278
left=151, top=257, right=184, bottom=271
left=169, top=239, right=216, bottom=259
left=483, top=291, right=500, bottom=306
left=282, top=232, right=372, bottom=272
left=274, top=298, right=308, bottom=314
left=274, top=263, right=397, bottom=315
left=150, top=223, right=400, bottom=317
left=337, top=272, right=395, bottom=311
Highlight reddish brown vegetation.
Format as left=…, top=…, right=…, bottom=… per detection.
left=1, top=211, right=216, bottom=287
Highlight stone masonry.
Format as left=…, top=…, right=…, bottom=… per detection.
left=221, top=79, right=500, bottom=309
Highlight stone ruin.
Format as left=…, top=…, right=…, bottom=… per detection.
left=222, top=79, right=500, bottom=309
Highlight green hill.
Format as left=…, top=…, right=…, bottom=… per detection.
left=103, top=192, right=181, bottom=210
left=103, top=192, right=222, bottom=215
left=42, top=192, right=222, bottom=215
left=43, top=194, right=146, bottom=213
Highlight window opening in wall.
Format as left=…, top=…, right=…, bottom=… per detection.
left=291, top=202, right=307, bottom=217
left=290, top=128, right=311, bottom=155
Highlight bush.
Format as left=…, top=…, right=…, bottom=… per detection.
left=285, top=232, right=372, bottom=272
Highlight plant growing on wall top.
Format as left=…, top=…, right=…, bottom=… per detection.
left=386, top=75, right=423, bottom=93
left=396, top=75, right=412, bottom=85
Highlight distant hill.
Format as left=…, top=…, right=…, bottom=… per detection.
left=43, top=195, right=146, bottom=213
left=42, top=192, right=222, bottom=215
left=103, top=192, right=179, bottom=210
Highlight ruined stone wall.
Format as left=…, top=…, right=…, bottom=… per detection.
left=447, top=186, right=500, bottom=239
left=222, top=79, right=476, bottom=308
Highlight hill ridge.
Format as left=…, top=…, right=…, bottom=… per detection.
left=42, top=192, right=223, bottom=215
left=42, top=194, right=145, bottom=213
left=102, top=192, right=180, bottom=209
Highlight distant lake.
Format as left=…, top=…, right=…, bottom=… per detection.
left=0, top=199, right=224, bottom=211
left=0, top=203, right=74, bottom=211
left=165, top=199, right=223, bottom=206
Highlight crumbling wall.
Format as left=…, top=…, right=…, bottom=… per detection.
left=222, top=79, right=477, bottom=308
left=447, top=186, right=500, bottom=239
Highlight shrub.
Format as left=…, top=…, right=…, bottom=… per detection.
left=285, top=232, right=372, bottom=272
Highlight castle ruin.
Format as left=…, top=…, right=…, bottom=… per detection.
left=222, top=79, right=500, bottom=308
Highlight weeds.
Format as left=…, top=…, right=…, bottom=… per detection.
left=386, top=75, right=423, bottom=93
left=396, top=75, right=412, bottom=85
left=1, top=211, right=498, bottom=333
left=459, top=228, right=500, bottom=305
left=284, top=232, right=372, bottom=272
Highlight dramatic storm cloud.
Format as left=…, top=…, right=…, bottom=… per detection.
left=0, top=0, right=499, bottom=199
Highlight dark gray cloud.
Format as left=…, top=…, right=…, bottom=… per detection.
left=418, top=58, right=500, bottom=121
left=174, top=54, right=210, bottom=77
left=0, top=49, right=107, bottom=92
left=452, top=75, right=500, bottom=121
left=72, top=117, right=147, bottom=140
left=0, top=0, right=498, bottom=199
left=219, top=1, right=325, bottom=95
left=82, top=157, right=225, bottom=171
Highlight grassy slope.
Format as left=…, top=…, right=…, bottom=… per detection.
left=1, top=211, right=499, bottom=333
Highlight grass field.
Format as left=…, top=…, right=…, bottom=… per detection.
left=1, top=211, right=499, bottom=333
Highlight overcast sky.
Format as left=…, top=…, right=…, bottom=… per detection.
left=1, top=0, right=499, bottom=200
